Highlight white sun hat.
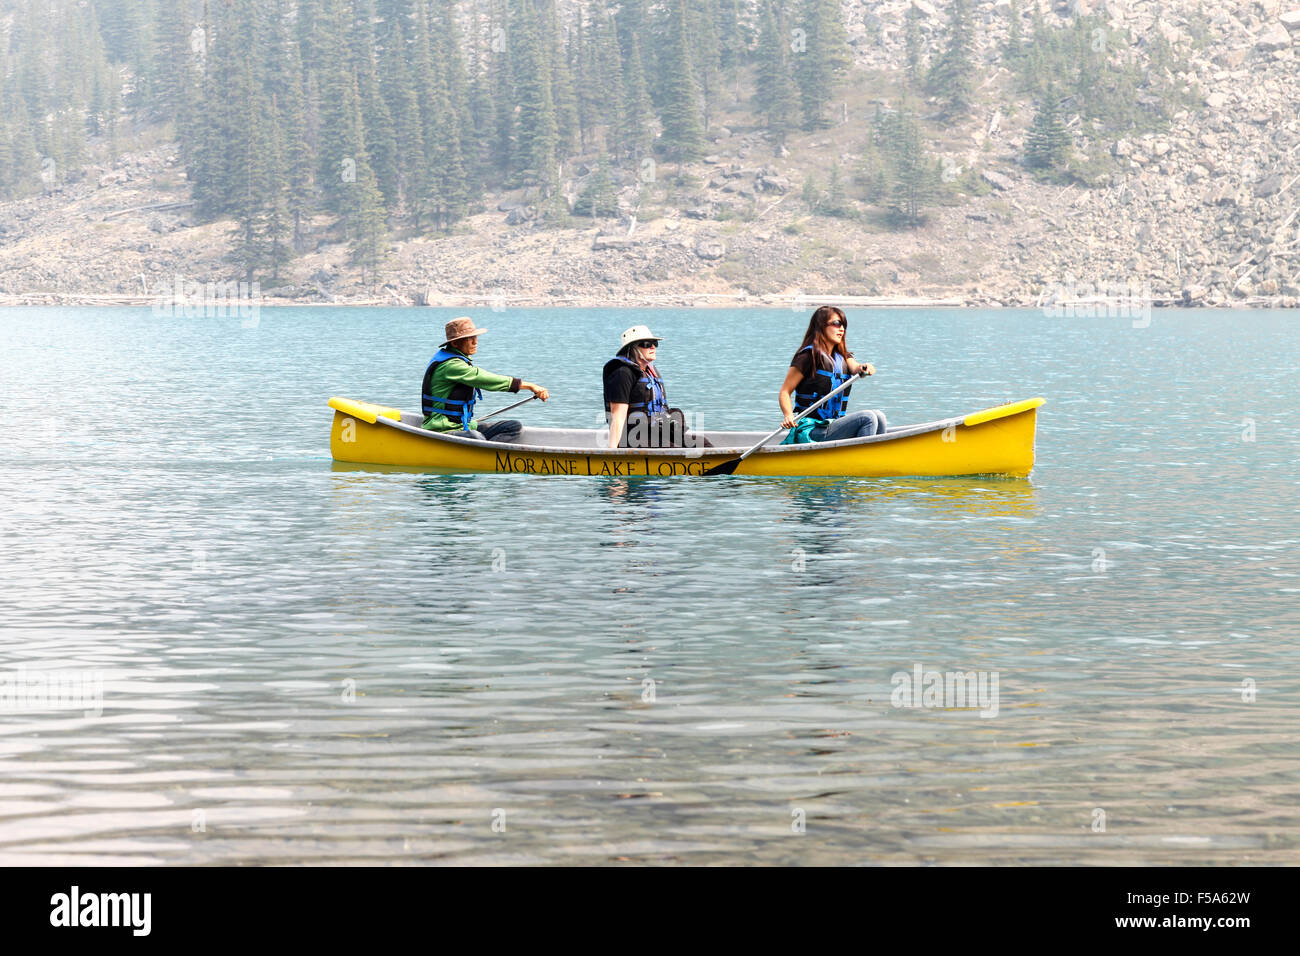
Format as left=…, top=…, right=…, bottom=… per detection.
left=620, top=325, right=663, bottom=348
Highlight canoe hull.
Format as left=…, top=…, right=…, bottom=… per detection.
left=328, top=396, right=1043, bottom=478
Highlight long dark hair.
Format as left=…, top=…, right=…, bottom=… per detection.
left=798, top=306, right=850, bottom=366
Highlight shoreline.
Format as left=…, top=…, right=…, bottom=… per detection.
left=0, top=291, right=1293, bottom=310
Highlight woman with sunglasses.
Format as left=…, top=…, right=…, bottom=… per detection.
left=603, top=325, right=710, bottom=449
left=778, top=306, right=887, bottom=441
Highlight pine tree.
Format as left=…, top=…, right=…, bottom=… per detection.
left=658, top=0, right=705, bottom=166
left=716, top=0, right=744, bottom=103
left=801, top=172, right=819, bottom=212
left=377, top=13, right=421, bottom=214
left=338, top=72, right=388, bottom=275
left=192, top=1, right=247, bottom=220
left=904, top=6, right=923, bottom=89
left=879, top=108, right=937, bottom=228
left=572, top=9, right=593, bottom=151
left=1003, top=0, right=1024, bottom=63
left=573, top=154, right=618, bottom=218
left=927, top=0, right=975, bottom=119
left=313, top=0, right=356, bottom=214
left=150, top=0, right=199, bottom=147
left=351, top=0, right=399, bottom=210
left=267, top=0, right=312, bottom=249
left=412, top=0, right=470, bottom=230
left=229, top=62, right=273, bottom=279
left=489, top=0, right=515, bottom=175
left=755, top=1, right=798, bottom=148
left=510, top=0, right=557, bottom=187
left=434, top=0, right=479, bottom=208
left=690, top=0, right=721, bottom=129
left=619, top=35, right=654, bottom=165
left=1024, top=83, right=1071, bottom=171
left=262, top=103, right=293, bottom=278
left=826, top=160, right=848, bottom=216
left=794, top=0, right=851, bottom=131
left=613, top=0, right=647, bottom=62
left=544, top=0, right=579, bottom=158
left=465, top=13, right=497, bottom=189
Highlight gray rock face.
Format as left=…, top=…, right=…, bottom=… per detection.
left=694, top=237, right=726, bottom=260
left=981, top=169, right=1014, bottom=190
left=592, top=234, right=641, bottom=251
left=1253, top=173, right=1284, bottom=197
left=1256, top=23, right=1293, bottom=49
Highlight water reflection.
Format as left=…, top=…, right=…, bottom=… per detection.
left=748, top=475, right=1040, bottom=522
left=596, top=476, right=669, bottom=549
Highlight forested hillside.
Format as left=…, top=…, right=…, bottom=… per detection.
left=0, top=1, right=1297, bottom=307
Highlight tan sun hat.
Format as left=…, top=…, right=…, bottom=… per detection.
left=620, top=324, right=663, bottom=348
left=443, top=316, right=487, bottom=344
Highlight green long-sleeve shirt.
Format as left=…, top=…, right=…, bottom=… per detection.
left=421, top=349, right=521, bottom=431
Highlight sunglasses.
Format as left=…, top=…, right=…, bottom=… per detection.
left=635, top=340, right=659, bottom=348
left=826, top=319, right=847, bottom=329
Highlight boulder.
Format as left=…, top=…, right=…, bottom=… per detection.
left=1256, top=23, right=1293, bottom=49
left=1283, top=10, right=1300, bottom=32
left=694, top=237, right=726, bottom=260
left=981, top=169, right=1014, bottom=190
left=1254, top=173, right=1284, bottom=197
left=1213, top=48, right=1251, bottom=68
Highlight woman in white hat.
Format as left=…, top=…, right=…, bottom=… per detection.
left=602, top=325, right=709, bottom=449
left=422, top=316, right=549, bottom=441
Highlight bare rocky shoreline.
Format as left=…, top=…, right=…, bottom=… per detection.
left=1, top=0, right=1297, bottom=311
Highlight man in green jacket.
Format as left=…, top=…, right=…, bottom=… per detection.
left=421, top=316, right=549, bottom=442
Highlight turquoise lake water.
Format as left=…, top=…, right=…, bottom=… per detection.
left=1, top=305, right=1298, bottom=865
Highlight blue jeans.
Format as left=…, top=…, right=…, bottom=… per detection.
left=811, top=409, right=888, bottom=441
left=461, top=419, right=522, bottom=443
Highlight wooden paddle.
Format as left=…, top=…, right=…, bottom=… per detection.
left=703, top=370, right=866, bottom=476
left=476, top=393, right=537, bottom=423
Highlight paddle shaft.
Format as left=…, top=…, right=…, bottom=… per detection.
left=708, top=370, right=866, bottom=474
left=477, top=393, right=536, bottom=423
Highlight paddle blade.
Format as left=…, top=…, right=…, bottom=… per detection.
left=702, top=458, right=740, bottom=476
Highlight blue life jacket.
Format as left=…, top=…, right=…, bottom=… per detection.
left=793, top=345, right=851, bottom=420
left=603, top=356, right=669, bottom=415
left=422, top=348, right=482, bottom=429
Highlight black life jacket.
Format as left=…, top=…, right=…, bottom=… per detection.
left=422, top=348, right=482, bottom=428
left=793, top=345, right=851, bottom=420
left=602, top=356, right=669, bottom=415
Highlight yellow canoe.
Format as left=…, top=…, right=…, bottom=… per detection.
left=327, top=396, right=1044, bottom=478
